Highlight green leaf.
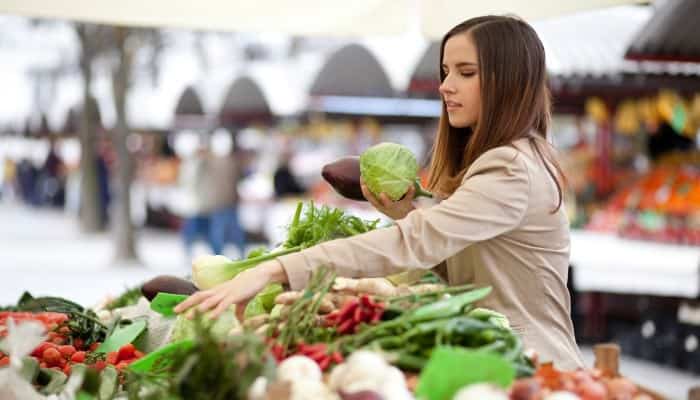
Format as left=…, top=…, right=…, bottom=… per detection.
left=244, top=283, right=283, bottom=319
left=96, top=319, right=147, bottom=354
left=128, top=339, right=195, bottom=373
left=415, top=347, right=515, bottom=400
left=150, top=293, right=188, bottom=317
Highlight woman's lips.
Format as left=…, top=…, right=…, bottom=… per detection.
left=445, top=100, right=462, bottom=110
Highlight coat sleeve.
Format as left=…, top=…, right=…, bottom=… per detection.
left=277, top=146, right=531, bottom=290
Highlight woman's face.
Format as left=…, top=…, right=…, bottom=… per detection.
left=439, top=33, right=481, bottom=129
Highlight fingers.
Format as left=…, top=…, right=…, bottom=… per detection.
left=361, top=183, right=382, bottom=209
left=197, top=292, right=227, bottom=313
left=379, top=192, right=393, bottom=208
left=405, top=184, right=416, bottom=201
left=174, top=290, right=211, bottom=314
left=209, top=295, right=237, bottom=319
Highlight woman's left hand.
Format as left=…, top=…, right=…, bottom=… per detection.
left=174, top=260, right=287, bottom=318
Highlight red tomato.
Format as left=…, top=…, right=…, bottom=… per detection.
left=42, top=348, right=62, bottom=367
left=71, top=351, right=86, bottom=363
left=92, top=360, right=107, bottom=372
left=117, top=344, right=135, bottom=361
left=58, top=345, right=76, bottom=359
left=0, top=356, right=9, bottom=367
left=106, top=352, right=119, bottom=365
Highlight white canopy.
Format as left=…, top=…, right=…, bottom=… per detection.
left=1, top=0, right=647, bottom=39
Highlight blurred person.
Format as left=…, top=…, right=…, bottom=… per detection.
left=37, top=136, right=66, bottom=207
left=16, top=157, right=39, bottom=206
left=178, top=140, right=212, bottom=259
left=1, top=157, right=17, bottom=200
left=205, top=135, right=246, bottom=258
left=273, top=150, right=305, bottom=198
left=178, top=16, right=585, bottom=371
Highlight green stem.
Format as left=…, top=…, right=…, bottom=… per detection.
left=414, top=179, right=433, bottom=198
left=226, top=246, right=302, bottom=272
left=386, top=284, right=476, bottom=304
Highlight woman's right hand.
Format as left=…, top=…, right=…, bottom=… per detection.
left=361, top=178, right=416, bottom=220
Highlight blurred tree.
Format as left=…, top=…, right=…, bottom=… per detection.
left=75, top=24, right=110, bottom=233
left=109, top=26, right=163, bottom=263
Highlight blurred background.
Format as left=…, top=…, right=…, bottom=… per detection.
left=0, top=0, right=699, bottom=395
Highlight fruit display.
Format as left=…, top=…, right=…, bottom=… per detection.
left=586, top=165, right=700, bottom=245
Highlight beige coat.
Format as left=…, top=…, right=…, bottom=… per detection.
left=278, top=138, right=585, bottom=370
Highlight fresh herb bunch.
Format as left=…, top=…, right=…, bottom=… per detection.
left=105, top=286, right=143, bottom=311
left=9, top=292, right=107, bottom=345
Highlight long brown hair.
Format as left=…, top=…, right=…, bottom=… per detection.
left=427, top=15, right=567, bottom=211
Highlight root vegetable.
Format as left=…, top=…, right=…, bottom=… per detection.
left=275, top=292, right=303, bottom=305
left=254, top=324, right=270, bottom=336
left=243, top=314, right=270, bottom=330
left=334, top=277, right=397, bottom=297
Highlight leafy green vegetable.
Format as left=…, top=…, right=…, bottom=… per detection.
left=96, top=319, right=147, bottom=354
left=128, top=339, right=195, bottom=373
left=105, top=286, right=143, bottom=310
left=360, top=142, right=432, bottom=200
left=244, top=283, right=283, bottom=319
left=150, top=293, right=188, bottom=317
left=415, top=347, right=515, bottom=400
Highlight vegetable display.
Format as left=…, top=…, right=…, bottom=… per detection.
left=0, top=198, right=667, bottom=400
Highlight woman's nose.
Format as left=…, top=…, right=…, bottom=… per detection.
left=439, top=79, right=455, bottom=95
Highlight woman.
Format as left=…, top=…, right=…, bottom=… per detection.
left=176, top=15, right=585, bottom=370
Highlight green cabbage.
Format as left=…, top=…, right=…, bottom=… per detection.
left=360, top=142, right=432, bottom=201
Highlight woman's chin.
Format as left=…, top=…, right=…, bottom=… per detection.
left=447, top=116, right=470, bottom=129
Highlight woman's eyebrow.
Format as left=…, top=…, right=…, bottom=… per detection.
left=441, top=61, right=478, bottom=68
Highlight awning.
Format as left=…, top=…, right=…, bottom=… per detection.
left=625, top=0, right=700, bottom=62
left=0, top=0, right=647, bottom=39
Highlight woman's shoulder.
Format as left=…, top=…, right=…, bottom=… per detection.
left=465, top=141, right=530, bottom=179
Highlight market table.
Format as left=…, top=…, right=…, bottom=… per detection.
left=570, top=230, right=700, bottom=298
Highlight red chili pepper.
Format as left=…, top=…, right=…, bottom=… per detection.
left=337, top=299, right=360, bottom=321
left=299, top=343, right=326, bottom=355
left=353, top=306, right=363, bottom=323
left=331, top=351, right=344, bottom=364
left=307, top=350, right=328, bottom=363
left=360, top=295, right=374, bottom=308
left=318, top=356, right=331, bottom=371
left=337, top=318, right=356, bottom=335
